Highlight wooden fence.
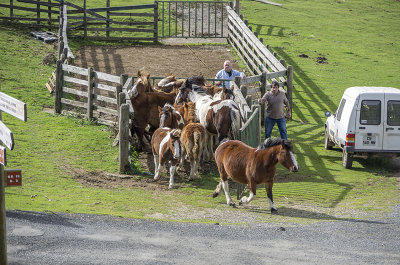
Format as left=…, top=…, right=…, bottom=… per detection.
left=0, top=0, right=60, bottom=29
left=226, top=5, right=293, bottom=119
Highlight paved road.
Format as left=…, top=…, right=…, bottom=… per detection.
left=6, top=206, right=400, bottom=265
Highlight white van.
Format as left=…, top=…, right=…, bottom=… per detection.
left=325, top=87, right=400, bottom=168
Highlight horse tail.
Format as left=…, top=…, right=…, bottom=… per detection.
left=192, top=130, right=201, bottom=160
left=229, top=106, right=241, bottom=140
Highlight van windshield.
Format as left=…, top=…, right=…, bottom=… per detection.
left=360, top=100, right=381, bottom=125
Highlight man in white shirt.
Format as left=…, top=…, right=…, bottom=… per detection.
left=215, top=60, right=246, bottom=88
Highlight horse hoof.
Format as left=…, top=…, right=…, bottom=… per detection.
left=168, top=184, right=174, bottom=189
left=212, top=192, right=219, bottom=198
left=229, top=202, right=236, bottom=208
left=271, top=208, right=278, bottom=214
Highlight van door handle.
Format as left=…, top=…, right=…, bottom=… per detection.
left=359, top=127, right=365, bottom=129
left=386, top=127, right=394, bottom=131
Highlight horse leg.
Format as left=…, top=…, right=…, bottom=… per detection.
left=188, top=157, right=197, bottom=180
left=239, top=181, right=256, bottom=205
left=177, top=146, right=186, bottom=172
left=221, top=180, right=235, bottom=207
left=265, top=181, right=277, bottom=213
left=169, top=162, right=177, bottom=189
left=153, top=154, right=161, bottom=180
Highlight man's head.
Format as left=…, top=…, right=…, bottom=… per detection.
left=223, top=60, right=232, bottom=72
left=271, top=81, right=279, bottom=94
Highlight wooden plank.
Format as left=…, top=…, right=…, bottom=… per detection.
left=96, top=117, right=116, bottom=127
left=109, top=12, right=154, bottom=17
left=61, top=98, right=87, bottom=108
left=122, top=77, right=132, bottom=91
left=0, top=121, right=14, bottom=150
left=108, top=21, right=155, bottom=26
left=78, top=36, right=156, bottom=42
left=265, top=70, right=287, bottom=80
left=0, top=92, right=27, bottom=122
left=95, top=106, right=118, bottom=116
left=64, top=76, right=88, bottom=86
left=62, top=64, right=88, bottom=76
left=46, top=82, right=53, bottom=93
left=94, top=83, right=116, bottom=93
left=241, top=74, right=262, bottom=85
left=93, top=94, right=117, bottom=105
left=94, top=71, right=121, bottom=84
left=62, top=1, right=112, bottom=22
left=62, top=86, right=88, bottom=97
left=88, top=4, right=156, bottom=13
left=17, top=0, right=59, bottom=7
left=0, top=4, right=58, bottom=13
left=85, top=27, right=155, bottom=33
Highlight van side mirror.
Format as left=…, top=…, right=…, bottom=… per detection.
left=325, top=111, right=331, bottom=117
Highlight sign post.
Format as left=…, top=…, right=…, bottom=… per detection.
left=0, top=83, right=27, bottom=265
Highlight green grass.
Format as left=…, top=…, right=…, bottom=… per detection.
left=1, top=0, right=400, bottom=224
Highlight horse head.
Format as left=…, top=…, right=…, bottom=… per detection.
left=169, top=129, right=181, bottom=159
left=277, top=139, right=299, bottom=172
left=175, top=81, right=191, bottom=104
left=183, top=102, right=197, bottom=124
left=129, top=71, right=153, bottom=98
left=221, top=86, right=235, bottom=100
left=158, top=103, right=174, bottom=128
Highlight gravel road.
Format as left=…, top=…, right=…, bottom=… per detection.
left=6, top=205, right=400, bottom=265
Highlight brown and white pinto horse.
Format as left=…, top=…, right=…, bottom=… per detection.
left=154, top=75, right=185, bottom=93
left=151, top=128, right=181, bottom=189
left=158, top=103, right=185, bottom=130
left=174, top=102, right=198, bottom=124
left=213, top=138, right=299, bottom=212
left=159, top=103, right=206, bottom=180
left=129, top=72, right=177, bottom=151
left=175, top=81, right=242, bottom=161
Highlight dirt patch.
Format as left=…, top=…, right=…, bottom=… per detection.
left=74, top=44, right=245, bottom=79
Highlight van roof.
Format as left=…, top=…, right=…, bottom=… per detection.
left=344, top=86, right=400, bottom=98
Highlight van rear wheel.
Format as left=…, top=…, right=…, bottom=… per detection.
left=324, top=128, right=334, bottom=150
left=342, top=150, right=353, bottom=169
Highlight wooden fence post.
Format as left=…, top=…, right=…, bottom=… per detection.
left=154, top=1, right=159, bottom=43
left=0, top=139, right=6, bottom=265
left=10, top=0, right=13, bottom=20
left=106, top=0, right=110, bottom=38
left=119, top=104, right=130, bottom=173
left=87, top=67, right=94, bottom=120
left=83, top=0, right=87, bottom=39
left=287, top=65, right=293, bottom=119
left=260, top=71, right=266, bottom=125
left=37, top=1, right=40, bottom=25
left=234, top=0, right=239, bottom=14
left=48, top=0, right=52, bottom=30
left=54, top=60, right=63, bottom=113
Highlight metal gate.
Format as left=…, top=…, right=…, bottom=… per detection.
left=158, top=1, right=232, bottom=38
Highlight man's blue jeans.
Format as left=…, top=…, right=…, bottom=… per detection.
left=265, top=117, right=287, bottom=139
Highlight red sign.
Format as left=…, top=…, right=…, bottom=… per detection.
left=0, top=146, right=5, bottom=166
left=5, top=169, right=22, bottom=187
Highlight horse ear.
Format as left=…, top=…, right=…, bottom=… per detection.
left=137, top=71, right=141, bottom=77
left=158, top=106, right=162, bottom=113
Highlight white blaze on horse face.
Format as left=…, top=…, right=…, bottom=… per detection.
left=173, top=139, right=180, bottom=159
left=160, top=113, right=166, bottom=128
left=129, top=78, right=141, bottom=98
left=290, top=151, right=299, bottom=171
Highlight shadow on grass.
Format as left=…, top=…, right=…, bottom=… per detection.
left=6, top=210, right=82, bottom=228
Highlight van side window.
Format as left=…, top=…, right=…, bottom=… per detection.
left=387, top=100, right=400, bottom=126
left=336, top=98, right=346, bottom=121
left=360, top=100, right=381, bottom=125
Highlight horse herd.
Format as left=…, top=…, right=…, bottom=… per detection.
left=127, top=71, right=299, bottom=212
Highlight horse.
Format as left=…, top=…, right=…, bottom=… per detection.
left=129, top=73, right=177, bottom=151
left=213, top=138, right=299, bottom=212
left=151, top=128, right=181, bottom=189
left=131, top=70, right=157, bottom=94
left=175, top=81, right=242, bottom=161
left=213, top=85, right=235, bottom=101
left=174, top=101, right=198, bottom=124
left=154, top=74, right=185, bottom=93
left=158, top=103, right=185, bottom=130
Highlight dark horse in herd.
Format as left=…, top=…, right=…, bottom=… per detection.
left=127, top=71, right=298, bottom=212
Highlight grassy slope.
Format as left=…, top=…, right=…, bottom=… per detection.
left=1, top=0, right=399, bottom=224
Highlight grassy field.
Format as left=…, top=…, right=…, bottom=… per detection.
left=1, top=0, right=399, bottom=224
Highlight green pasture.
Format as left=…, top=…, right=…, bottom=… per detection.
left=1, top=0, right=399, bottom=224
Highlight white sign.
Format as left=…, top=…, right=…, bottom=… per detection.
left=0, top=91, right=27, bottom=122
left=0, top=120, right=14, bottom=150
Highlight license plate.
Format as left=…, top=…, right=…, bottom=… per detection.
left=363, top=135, right=376, bottom=145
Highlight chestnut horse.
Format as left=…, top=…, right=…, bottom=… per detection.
left=213, top=138, right=299, bottom=212
left=159, top=103, right=185, bottom=130
left=151, top=128, right=181, bottom=189
left=129, top=72, right=177, bottom=151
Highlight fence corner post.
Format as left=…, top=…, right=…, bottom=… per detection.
left=119, top=104, right=130, bottom=173
left=87, top=67, right=94, bottom=120
left=234, top=0, right=240, bottom=14
left=154, top=1, right=159, bottom=43
left=54, top=60, right=63, bottom=113
left=287, top=65, right=293, bottom=119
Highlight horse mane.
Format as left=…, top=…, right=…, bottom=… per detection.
left=257, top=138, right=293, bottom=151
